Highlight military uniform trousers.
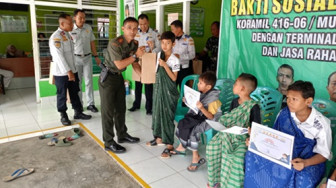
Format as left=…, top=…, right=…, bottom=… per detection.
left=75, top=55, right=94, bottom=106
left=99, top=73, right=128, bottom=146
left=133, top=81, right=153, bottom=112
left=54, top=73, right=83, bottom=113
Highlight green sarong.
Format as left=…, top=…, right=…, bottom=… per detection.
left=206, top=100, right=257, bottom=188
left=152, top=67, right=179, bottom=145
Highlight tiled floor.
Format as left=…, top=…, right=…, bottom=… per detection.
left=0, top=88, right=208, bottom=187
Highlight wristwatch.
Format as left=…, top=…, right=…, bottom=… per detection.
left=132, top=54, right=139, bottom=62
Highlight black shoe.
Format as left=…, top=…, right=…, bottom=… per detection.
left=128, top=106, right=140, bottom=112
left=146, top=110, right=152, bottom=115
left=118, top=134, right=140, bottom=143
left=74, top=112, right=92, bottom=120
left=60, top=112, right=71, bottom=126
left=87, top=105, right=98, bottom=113
left=105, top=143, right=126, bottom=153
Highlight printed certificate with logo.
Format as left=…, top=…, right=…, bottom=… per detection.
left=184, top=85, right=200, bottom=114
left=248, top=122, right=294, bottom=169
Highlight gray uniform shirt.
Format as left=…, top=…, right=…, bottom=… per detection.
left=70, top=23, right=95, bottom=55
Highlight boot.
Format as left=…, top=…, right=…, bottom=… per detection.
left=60, top=112, right=71, bottom=126
left=74, top=111, right=92, bottom=120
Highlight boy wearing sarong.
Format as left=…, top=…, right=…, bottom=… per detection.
left=244, top=81, right=332, bottom=188
left=206, top=73, right=261, bottom=188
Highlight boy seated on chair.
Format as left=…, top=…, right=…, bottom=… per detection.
left=244, top=80, right=332, bottom=188
left=206, top=73, right=261, bottom=188
left=172, top=71, right=222, bottom=171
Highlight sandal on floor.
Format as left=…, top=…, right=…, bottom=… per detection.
left=170, top=149, right=186, bottom=156
left=39, top=133, right=58, bottom=140
left=146, top=139, right=165, bottom=146
left=2, top=168, right=34, bottom=182
left=48, top=136, right=72, bottom=147
left=67, top=128, right=81, bottom=141
left=187, top=158, right=206, bottom=172
left=161, top=148, right=172, bottom=158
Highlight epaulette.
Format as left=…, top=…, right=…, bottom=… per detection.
left=117, top=36, right=124, bottom=44
left=185, top=34, right=190, bottom=38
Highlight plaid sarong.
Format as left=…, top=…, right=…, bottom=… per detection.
left=206, top=99, right=257, bottom=188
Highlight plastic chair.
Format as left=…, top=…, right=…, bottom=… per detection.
left=174, top=74, right=199, bottom=123
left=0, top=74, right=5, bottom=95
left=312, top=98, right=336, bottom=177
left=201, top=78, right=235, bottom=144
left=250, top=87, right=283, bottom=127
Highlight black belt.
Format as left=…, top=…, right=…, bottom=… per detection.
left=74, top=53, right=91, bottom=57
left=108, top=71, right=121, bottom=75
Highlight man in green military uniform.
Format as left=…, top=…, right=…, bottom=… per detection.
left=99, top=17, right=145, bottom=153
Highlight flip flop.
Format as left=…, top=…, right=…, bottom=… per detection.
left=160, top=148, right=172, bottom=158
left=2, top=168, right=34, bottom=182
left=39, top=133, right=58, bottom=140
left=170, top=149, right=186, bottom=156
left=47, top=136, right=71, bottom=147
left=146, top=139, right=165, bottom=146
left=66, top=128, right=81, bottom=141
left=187, top=158, right=206, bottom=172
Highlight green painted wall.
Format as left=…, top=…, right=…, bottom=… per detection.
left=0, top=10, right=32, bottom=55
left=191, top=0, right=222, bottom=52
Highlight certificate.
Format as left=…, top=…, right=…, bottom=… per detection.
left=184, top=85, right=200, bottom=114
left=205, top=120, right=248, bottom=135
left=327, top=179, right=336, bottom=188
left=248, top=122, right=294, bottom=169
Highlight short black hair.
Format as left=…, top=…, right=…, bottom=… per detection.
left=160, top=31, right=175, bottom=43
left=328, top=71, right=336, bottom=85
left=170, top=20, right=183, bottom=29
left=138, top=14, right=149, bottom=20
left=38, top=33, right=46, bottom=38
left=238, top=73, right=258, bottom=93
left=123, top=17, right=138, bottom=26
left=58, top=13, right=71, bottom=20
left=199, top=71, right=217, bottom=89
left=74, top=9, right=85, bottom=16
left=287, top=80, right=315, bottom=99
left=278, top=64, right=294, bottom=79
left=212, top=21, right=220, bottom=29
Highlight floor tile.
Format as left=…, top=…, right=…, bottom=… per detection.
left=6, top=125, right=41, bottom=136
left=150, top=173, right=198, bottom=188
left=129, top=157, right=176, bottom=184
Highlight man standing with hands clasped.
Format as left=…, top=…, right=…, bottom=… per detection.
left=71, top=9, right=101, bottom=113
left=99, top=17, right=145, bottom=153
left=49, top=13, right=92, bottom=126
left=128, top=14, right=161, bottom=115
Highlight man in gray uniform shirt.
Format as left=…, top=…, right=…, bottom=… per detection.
left=128, top=14, right=161, bottom=115
left=71, top=9, right=101, bottom=113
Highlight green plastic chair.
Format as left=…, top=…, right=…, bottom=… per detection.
left=174, top=74, right=199, bottom=123
left=312, top=99, right=336, bottom=177
left=250, top=87, right=283, bottom=127
left=201, top=78, right=235, bottom=144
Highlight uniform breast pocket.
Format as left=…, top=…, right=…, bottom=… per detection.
left=63, top=41, right=72, bottom=51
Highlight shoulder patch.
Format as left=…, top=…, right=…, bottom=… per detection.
left=54, top=41, right=61, bottom=48
left=117, top=36, right=124, bottom=44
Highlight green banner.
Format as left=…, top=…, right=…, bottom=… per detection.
left=218, top=0, right=336, bottom=100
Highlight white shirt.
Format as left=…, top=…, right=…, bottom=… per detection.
left=49, top=28, right=77, bottom=76
left=291, top=107, right=332, bottom=160
left=156, top=52, right=180, bottom=72
left=172, top=33, right=195, bottom=69
left=134, top=28, right=161, bottom=53
left=70, top=23, right=95, bottom=55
